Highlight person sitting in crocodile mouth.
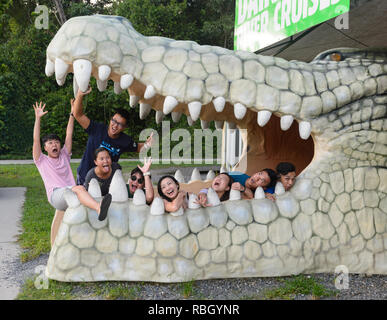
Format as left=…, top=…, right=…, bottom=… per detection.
left=126, top=157, right=154, bottom=204
left=276, top=162, right=296, bottom=192
left=195, top=173, right=234, bottom=207
left=158, top=175, right=188, bottom=213
left=228, top=169, right=277, bottom=200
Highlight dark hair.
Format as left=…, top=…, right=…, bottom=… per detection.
left=262, top=168, right=278, bottom=189
left=276, top=162, right=296, bottom=176
left=131, top=167, right=145, bottom=180
left=157, top=175, right=179, bottom=202
left=93, top=147, right=111, bottom=160
left=42, top=134, right=61, bottom=146
left=217, top=173, right=234, bottom=202
left=113, top=108, right=130, bottom=126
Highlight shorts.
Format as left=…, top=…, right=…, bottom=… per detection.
left=50, top=186, right=73, bottom=211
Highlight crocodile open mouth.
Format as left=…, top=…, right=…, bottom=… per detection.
left=44, top=15, right=387, bottom=282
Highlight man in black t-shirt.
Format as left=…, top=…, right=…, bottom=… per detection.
left=73, top=87, right=153, bottom=185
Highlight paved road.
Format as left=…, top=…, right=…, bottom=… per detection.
left=0, top=188, right=26, bottom=300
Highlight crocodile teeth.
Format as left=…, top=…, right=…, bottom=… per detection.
left=45, top=59, right=54, bottom=77
left=150, top=197, right=165, bottom=215
left=114, top=81, right=122, bottom=94
left=129, top=95, right=139, bottom=108
left=190, top=168, right=201, bottom=182
left=201, top=120, right=209, bottom=129
left=188, top=193, right=201, bottom=209
left=280, top=115, right=294, bottom=131
left=234, top=103, right=247, bottom=120
left=207, top=188, right=221, bottom=206
left=174, top=169, right=185, bottom=183
left=229, top=189, right=241, bottom=200
left=98, top=65, right=111, bottom=81
left=120, top=74, right=134, bottom=89
left=213, top=97, right=226, bottom=112
left=171, top=112, right=182, bottom=123
left=155, top=110, right=164, bottom=124
left=133, top=189, right=146, bottom=205
left=139, top=103, right=151, bottom=119
left=88, top=178, right=101, bottom=198
left=188, top=101, right=202, bottom=121
left=73, top=59, right=92, bottom=92
left=206, top=170, right=215, bottom=181
left=54, top=58, right=68, bottom=85
left=299, top=121, right=312, bottom=140
left=257, top=110, right=272, bottom=127
left=254, top=187, right=265, bottom=199
left=215, top=121, right=224, bottom=130
left=186, top=115, right=194, bottom=126
left=163, top=96, right=178, bottom=114
left=108, top=169, right=128, bottom=202
left=275, top=182, right=285, bottom=195
left=220, top=166, right=227, bottom=173
left=144, top=85, right=156, bottom=99
left=97, top=79, right=108, bottom=92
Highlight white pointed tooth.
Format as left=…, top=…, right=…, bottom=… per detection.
left=174, top=169, right=185, bottom=183
left=98, top=65, right=111, bottom=81
left=129, top=95, right=140, bottom=108
left=254, top=187, right=265, bottom=199
left=234, top=103, right=247, bottom=120
left=190, top=168, right=201, bottom=182
left=108, top=169, right=128, bottom=202
left=63, top=189, right=80, bottom=208
left=73, top=59, right=92, bottom=92
left=299, top=121, right=312, bottom=140
left=188, top=193, right=201, bottom=209
left=139, top=103, right=151, bottom=119
left=280, top=115, right=294, bottom=131
left=163, top=96, right=178, bottom=114
left=220, top=166, right=227, bottom=173
left=120, top=74, right=134, bottom=89
left=229, top=189, right=241, bottom=201
left=187, top=115, right=194, bottom=126
left=171, top=112, right=182, bottom=123
left=45, top=59, right=54, bottom=77
left=73, top=77, right=79, bottom=98
left=201, top=120, right=209, bottom=129
left=207, top=188, right=221, bottom=206
left=97, top=79, right=108, bottom=92
left=150, top=197, right=165, bottom=215
left=213, top=97, right=225, bottom=112
left=206, top=170, right=215, bottom=181
left=88, top=178, right=102, bottom=198
left=133, top=189, right=146, bottom=205
left=275, top=182, right=285, bottom=195
left=170, top=207, right=184, bottom=217
left=114, top=81, right=122, bottom=94
left=144, top=85, right=156, bottom=99
left=155, top=110, right=164, bottom=124
left=215, top=121, right=224, bottom=130
left=257, top=110, right=272, bottom=127
left=54, top=58, right=68, bottom=85
left=188, top=101, right=202, bottom=121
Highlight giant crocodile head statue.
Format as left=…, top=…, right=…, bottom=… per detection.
left=44, top=15, right=387, bottom=282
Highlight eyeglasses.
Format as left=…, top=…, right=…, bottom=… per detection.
left=131, top=175, right=144, bottom=184
left=111, top=118, right=126, bottom=129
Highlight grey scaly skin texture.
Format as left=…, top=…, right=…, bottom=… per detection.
left=45, top=15, right=387, bottom=282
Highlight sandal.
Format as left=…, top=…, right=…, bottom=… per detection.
left=98, top=193, right=112, bottom=221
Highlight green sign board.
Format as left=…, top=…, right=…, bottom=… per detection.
left=234, top=0, right=350, bottom=52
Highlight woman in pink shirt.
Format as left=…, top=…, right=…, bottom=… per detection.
left=33, top=101, right=112, bottom=246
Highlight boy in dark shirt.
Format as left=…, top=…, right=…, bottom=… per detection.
left=73, top=86, right=153, bottom=185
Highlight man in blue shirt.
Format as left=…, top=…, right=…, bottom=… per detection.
left=229, top=169, right=277, bottom=199
left=73, top=87, right=153, bottom=185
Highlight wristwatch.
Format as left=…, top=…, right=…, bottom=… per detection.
left=144, top=172, right=151, bottom=176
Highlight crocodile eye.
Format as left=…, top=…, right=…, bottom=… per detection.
left=330, top=53, right=342, bottom=61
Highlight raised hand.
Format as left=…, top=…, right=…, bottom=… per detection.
left=33, top=101, right=47, bottom=119
left=138, top=157, right=152, bottom=173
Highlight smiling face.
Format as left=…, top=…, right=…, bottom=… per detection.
left=212, top=174, right=231, bottom=192
left=160, top=177, right=179, bottom=200
left=128, top=172, right=145, bottom=194
left=245, top=171, right=271, bottom=189
left=108, top=114, right=127, bottom=138
left=44, top=139, right=61, bottom=158
left=94, top=150, right=112, bottom=174
left=279, top=171, right=296, bottom=191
